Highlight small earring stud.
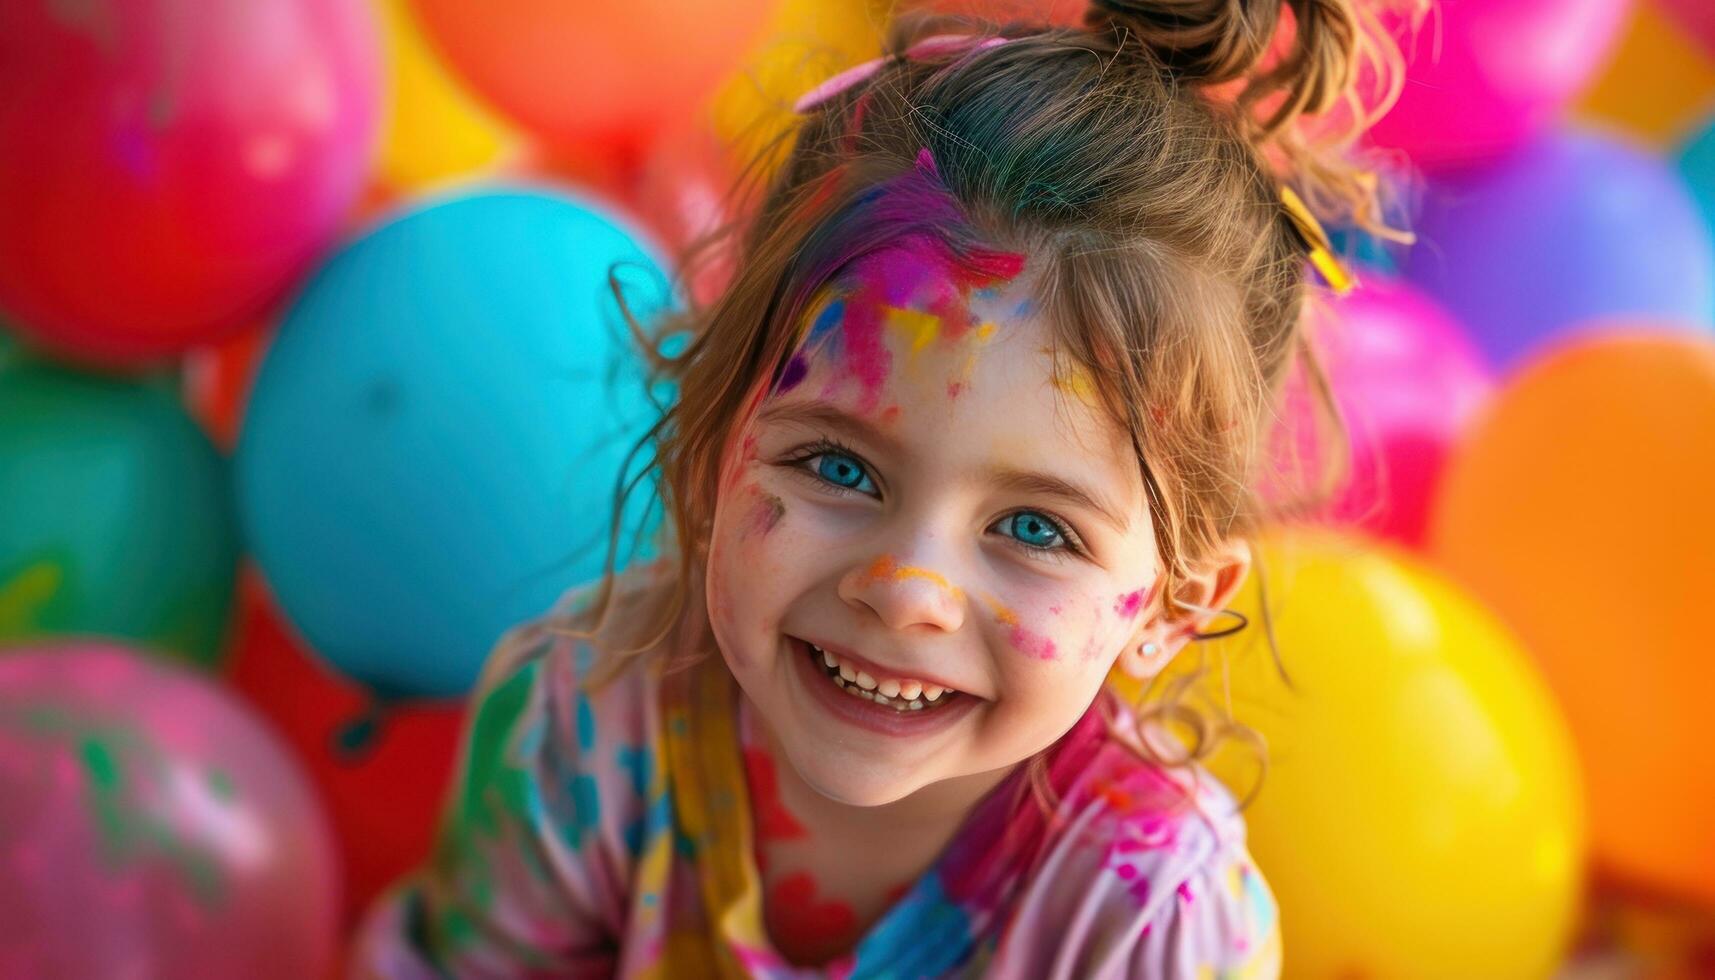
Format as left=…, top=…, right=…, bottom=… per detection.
left=1141, top=642, right=1159, bottom=657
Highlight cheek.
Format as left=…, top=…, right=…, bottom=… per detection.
left=990, top=589, right=1144, bottom=667
left=738, top=484, right=788, bottom=547
left=983, top=593, right=1070, bottom=663
left=707, top=481, right=798, bottom=647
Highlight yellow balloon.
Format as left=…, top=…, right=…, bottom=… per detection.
left=708, top=0, right=886, bottom=176
left=1121, top=529, right=1585, bottom=979
left=376, top=0, right=518, bottom=191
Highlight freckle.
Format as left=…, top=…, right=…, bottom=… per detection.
left=1048, top=604, right=1062, bottom=616
left=879, top=405, right=901, bottom=426
left=946, top=380, right=964, bottom=400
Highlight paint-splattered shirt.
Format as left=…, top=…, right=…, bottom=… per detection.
left=351, top=611, right=1282, bottom=979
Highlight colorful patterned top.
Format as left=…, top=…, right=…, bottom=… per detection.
left=351, top=610, right=1282, bottom=979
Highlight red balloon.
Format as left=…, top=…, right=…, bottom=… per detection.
left=0, top=0, right=382, bottom=368
left=224, top=567, right=465, bottom=928
left=406, top=0, right=773, bottom=153
left=1657, top=0, right=1715, bottom=57
left=183, top=322, right=271, bottom=450
left=538, top=123, right=738, bottom=307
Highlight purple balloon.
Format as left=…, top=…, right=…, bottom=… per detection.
left=0, top=643, right=339, bottom=979
left=1403, top=129, right=1715, bottom=371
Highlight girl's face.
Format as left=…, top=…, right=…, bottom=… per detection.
left=704, top=240, right=1164, bottom=807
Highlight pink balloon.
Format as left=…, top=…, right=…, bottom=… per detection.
left=1366, top=0, right=1633, bottom=171
left=0, top=0, right=381, bottom=368
left=0, top=643, right=339, bottom=979
left=1268, top=277, right=1495, bottom=549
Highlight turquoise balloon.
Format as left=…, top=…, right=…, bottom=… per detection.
left=0, top=363, right=239, bottom=666
left=1679, top=114, right=1715, bottom=321
left=236, top=187, right=672, bottom=698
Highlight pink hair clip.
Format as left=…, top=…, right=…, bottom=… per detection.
left=793, top=34, right=1012, bottom=114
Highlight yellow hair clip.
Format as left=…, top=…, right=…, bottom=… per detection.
left=1279, top=186, right=1357, bottom=296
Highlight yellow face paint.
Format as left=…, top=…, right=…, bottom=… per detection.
left=884, top=306, right=942, bottom=355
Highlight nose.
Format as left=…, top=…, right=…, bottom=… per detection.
left=838, top=553, right=966, bottom=634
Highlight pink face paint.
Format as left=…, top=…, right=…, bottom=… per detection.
left=981, top=595, right=1058, bottom=661
left=1113, top=581, right=1161, bottom=619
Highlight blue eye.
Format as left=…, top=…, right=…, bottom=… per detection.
left=998, top=511, right=1065, bottom=550
left=812, top=452, right=878, bottom=496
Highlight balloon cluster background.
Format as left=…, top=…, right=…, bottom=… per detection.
left=1, top=0, right=1712, bottom=976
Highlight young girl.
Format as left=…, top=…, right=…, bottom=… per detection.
left=354, top=0, right=1418, bottom=975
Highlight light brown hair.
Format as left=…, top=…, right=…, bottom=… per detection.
left=554, top=0, right=1428, bottom=808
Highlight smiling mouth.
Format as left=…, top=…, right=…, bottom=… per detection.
left=801, top=641, right=964, bottom=713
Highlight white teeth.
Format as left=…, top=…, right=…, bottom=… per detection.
left=803, top=639, right=961, bottom=709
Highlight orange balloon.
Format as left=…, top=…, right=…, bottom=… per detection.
left=1428, top=330, right=1715, bottom=904
left=407, top=0, right=776, bottom=152
left=1575, top=0, right=1715, bottom=148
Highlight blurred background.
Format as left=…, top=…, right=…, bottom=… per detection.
left=1, top=0, right=1712, bottom=977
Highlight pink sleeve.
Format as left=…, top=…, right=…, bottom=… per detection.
left=992, top=765, right=1282, bottom=980
left=347, top=623, right=635, bottom=979
left=1123, top=845, right=1281, bottom=979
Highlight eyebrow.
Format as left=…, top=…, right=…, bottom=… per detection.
left=757, top=399, right=909, bottom=458
left=757, top=398, right=1133, bottom=533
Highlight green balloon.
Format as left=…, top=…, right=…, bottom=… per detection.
left=0, top=363, right=239, bottom=667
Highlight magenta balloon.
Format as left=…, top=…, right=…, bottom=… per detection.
left=0, top=643, right=340, bottom=978
left=1275, top=278, right=1494, bottom=549
left=0, top=0, right=381, bottom=367
left=1366, top=0, right=1632, bottom=171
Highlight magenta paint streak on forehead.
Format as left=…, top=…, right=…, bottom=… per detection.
left=813, top=231, right=1026, bottom=413
left=771, top=156, right=1027, bottom=405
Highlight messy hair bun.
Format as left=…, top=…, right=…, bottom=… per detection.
left=1085, top=0, right=1418, bottom=235
left=1088, top=0, right=1354, bottom=133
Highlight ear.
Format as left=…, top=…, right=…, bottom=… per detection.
left=1115, top=537, right=1253, bottom=682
